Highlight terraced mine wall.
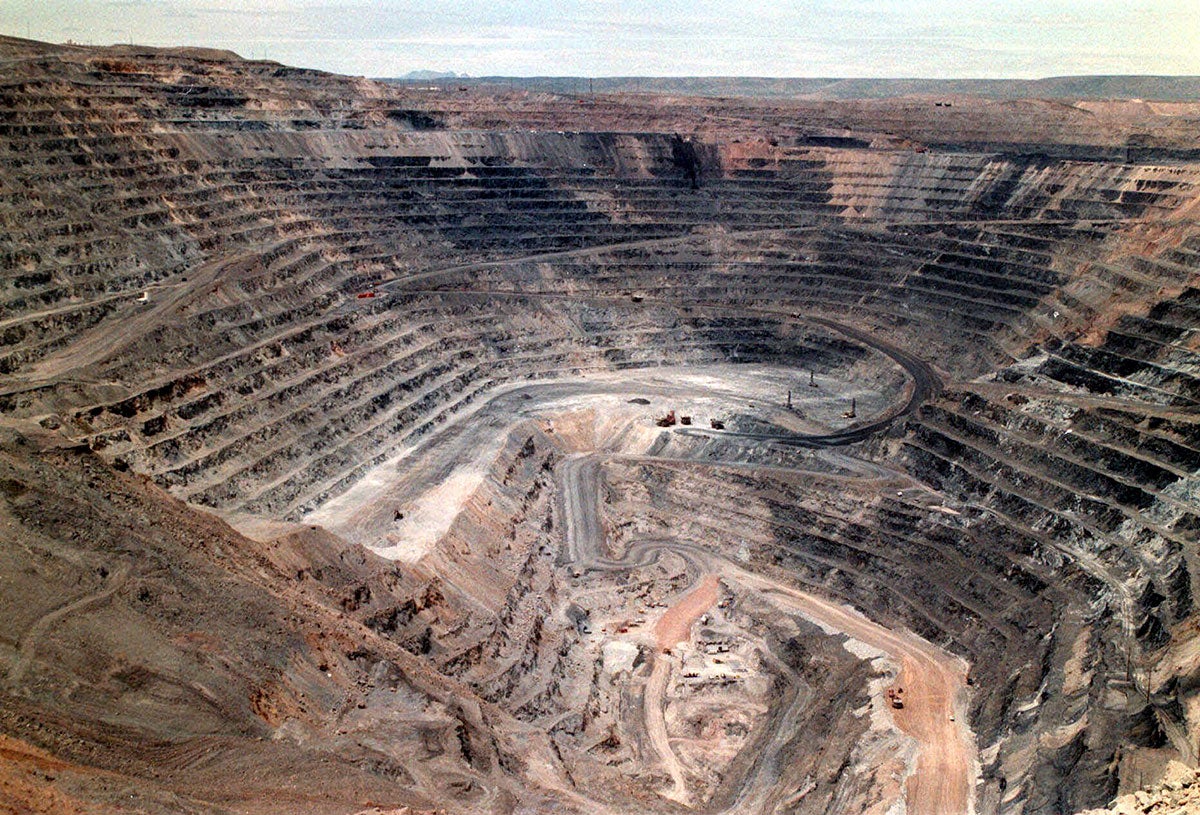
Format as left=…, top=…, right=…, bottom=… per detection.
left=1, top=37, right=1199, bottom=815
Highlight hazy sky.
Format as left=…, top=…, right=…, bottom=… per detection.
left=3, top=1, right=1197, bottom=78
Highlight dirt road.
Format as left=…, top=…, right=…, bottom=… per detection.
left=737, top=569, right=973, bottom=815
left=643, top=654, right=691, bottom=804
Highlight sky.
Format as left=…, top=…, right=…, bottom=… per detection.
left=2, top=1, right=1198, bottom=79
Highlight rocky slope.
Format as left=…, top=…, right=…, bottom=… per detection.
left=1076, top=762, right=1200, bottom=815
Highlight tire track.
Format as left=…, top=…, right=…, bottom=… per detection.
left=8, top=565, right=130, bottom=686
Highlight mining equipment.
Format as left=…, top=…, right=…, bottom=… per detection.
left=809, top=370, right=818, bottom=388
left=710, top=418, right=725, bottom=430
left=630, top=293, right=644, bottom=302
left=680, top=415, right=692, bottom=425
left=842, top=398, right=857, bottom=419
left=656, top=410, right=677, bottom=427
left=887, top=686, right=905, bottom=709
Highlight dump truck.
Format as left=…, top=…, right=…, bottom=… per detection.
left=710, top=418, right=725, bottom=430
left=656, top=410, right=677, bottom=427
left=887, top=686, right=905, bottom=709
left=680, top=415, right=692, bottom=425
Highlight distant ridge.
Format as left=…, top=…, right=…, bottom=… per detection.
left=381, top=74, right=1200, bottom=101
left=399, top=69, right=469, bottom=81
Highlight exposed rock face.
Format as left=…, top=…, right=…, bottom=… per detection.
left=1076, top=761, right=1200, bottom=815
left=1, top=35, right=1199, bottom=815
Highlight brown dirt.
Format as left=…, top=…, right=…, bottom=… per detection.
left=654, top=574, right=720, bottom=651
left=0, top=736, right=106, bottom=815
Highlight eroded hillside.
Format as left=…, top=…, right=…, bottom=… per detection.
left=2, top=36, right=1199, bottom=815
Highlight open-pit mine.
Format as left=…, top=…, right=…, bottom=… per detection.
left=2, top=36, right=1200, bottom=815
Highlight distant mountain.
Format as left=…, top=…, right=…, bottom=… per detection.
left=378, top=74, right=1200, bottom=101
left=397, top=69, right=469, bottom=81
